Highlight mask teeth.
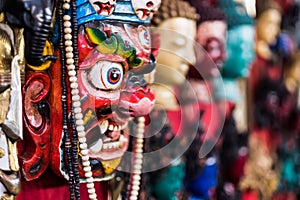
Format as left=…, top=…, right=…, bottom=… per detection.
left=99, top=119, right=109, bottom=134
left=102, top=140, right=120, bottom=150
left=89, top=138, right=103, bottom=153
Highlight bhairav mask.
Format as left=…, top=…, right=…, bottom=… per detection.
left=53, top=0, right=157, bottom=180
left=21, top=0, right=159, bottom=199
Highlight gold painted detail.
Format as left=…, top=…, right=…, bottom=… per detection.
left=102, top=158, right=121, bottom=174
left=7, top=140, right=19, bottom=171
left=0, top=89, right=10, bottom=124
left=26, top=40, right=54, bottom=71
left=1, top=193, right=15, bottom=200
left=0, top=147, right=5, bottom=158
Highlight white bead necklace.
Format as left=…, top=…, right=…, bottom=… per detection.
left=62, top=1, right=97, bottom=199
left=127, top=117, right=145, bottom=200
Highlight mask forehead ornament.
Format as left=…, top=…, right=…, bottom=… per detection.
left=77, top=0, right=159, bottom=25
left=132, top=0, right=161, bottom=20
left=89, top=0, right=117, bottom=16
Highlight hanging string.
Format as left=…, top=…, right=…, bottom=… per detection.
left=127, top=117, right=145, bottom=200
left=71, top=111, right=81, bottom=199
left=60, top=0, right=97, bottom=199
left=71, top=0, right=79, bottom=71
left=58, top=0, right=76, bottom=199
left=70, top=0, right=81, bottom=198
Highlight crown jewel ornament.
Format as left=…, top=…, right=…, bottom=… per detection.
left=76, top=0, right=160, bottom=25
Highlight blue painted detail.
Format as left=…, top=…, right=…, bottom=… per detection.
left=76, top=0, right=150, bottom=25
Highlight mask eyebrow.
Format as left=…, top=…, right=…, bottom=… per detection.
left=85, top=27, right=143, bottom=68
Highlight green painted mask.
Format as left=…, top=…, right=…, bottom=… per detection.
left=222, top=25, right=255, bottom=78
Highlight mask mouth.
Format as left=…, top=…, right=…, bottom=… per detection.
left=95, top=105, right=133, bottom=125
left=86, top=118, right=129, bottom=161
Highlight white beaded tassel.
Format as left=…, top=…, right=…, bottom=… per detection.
left=62, top=2, right=97, bottom=200
left=128, top=117, right=145, bottom=200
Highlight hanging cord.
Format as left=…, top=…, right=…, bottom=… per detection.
left=60, top=0, right=97, bottom=199
left=127, top=117, right=145, bottom=200
left=58, top=1, right=76, bottom=199
left=70, top=0, right=81, bottom=198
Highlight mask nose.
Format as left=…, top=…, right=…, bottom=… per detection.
left=119, top=85, right=155, bottom=117
left=184, top=43, right=196, bottom=66
left=118, top=73, right=155, bottom=117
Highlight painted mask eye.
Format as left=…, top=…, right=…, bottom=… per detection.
left=138, top=25, right=150, bottom=50
left=88, top=61, right=124, bottom=90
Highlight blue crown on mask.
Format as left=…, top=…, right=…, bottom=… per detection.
left=76, top=0, right=150, bottom=25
